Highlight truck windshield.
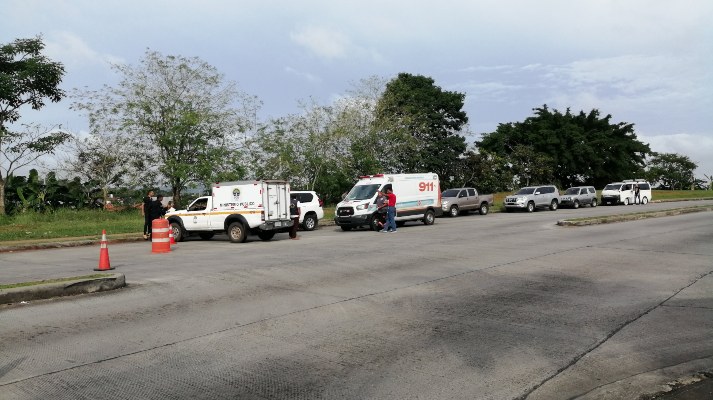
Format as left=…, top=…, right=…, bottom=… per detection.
left=564, top=188, right=579, bottom=195
left=515, top=188, right=535, bottom=195
left=442, top=189, right=460, bottom=197
left=604, top=184, right=621, bottom=190
left=346, top=184, right=380, bottom=201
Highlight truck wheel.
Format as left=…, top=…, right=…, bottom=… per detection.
left=527, top=202, right=535, bottom=213
left=448, top=205, right=459, bottom=217
left=573, top=200, right=580, bottom=209
left=340, top=226, right=353, bottom=231
left=549, top=200, right=558, bottom=211
left=591, top=198, right=597, bottom=207
left=423, top=210, right=435, bottom=225
left=257, top=230, right=275, bottom=241
left=228, top=222, right=247, bottom=243
left=479, top=203, right=489, bottom=215
left=170, top=222, right=184, bottom=242
left=642, top=197, right=648, bottom=205
left=199, top=232, right=214, bottom=240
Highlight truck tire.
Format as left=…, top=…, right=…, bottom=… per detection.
left=170, top=222, right=185, bottom=242
left=228, top=222, right=247, bottom=243
left=549, top=200, right=558, bottom=211
left=199, top=232, right=214, bottom=240
left=527, top=202, right=535, bottom=213
left=257, top=230, right=275, bottom=241
left=479, top=203, right=489, bottom=215
left=423, top=209, right=435, bottom=225
left=302, top=214, right=318, bottom=231
left=448, top=205, right=459, bottom=217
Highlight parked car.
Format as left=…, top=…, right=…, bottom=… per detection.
left=601, top=180, right=652, bottom=205
left=560, top=186, right=598, bottom=208
left=440, top=187, right=494, bottom=217
left=504, top=185, right=560, bottom=212
left=291, top=191, right=324, bottom=231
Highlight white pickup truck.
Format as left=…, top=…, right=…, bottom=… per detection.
left=166, top=180, right=293, bottom=243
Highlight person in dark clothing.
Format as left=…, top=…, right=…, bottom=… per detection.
left=634, top=184, right=641, bottom=205
left=142, top=190, right=155, bottom=240
left=289, top=194, right=300, bottom=240
left=147, top=194, right=166, bottom=238
left=375, top=190, right=388, bottom=230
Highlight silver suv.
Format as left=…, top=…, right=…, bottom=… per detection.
left=291, top=191, right=325, bottom=231
left=504, top=185, right=560, bottom=212
left=560, top=186, right=597, bottom=208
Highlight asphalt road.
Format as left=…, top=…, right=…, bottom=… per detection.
left=1, top=200, right=712, bottom=399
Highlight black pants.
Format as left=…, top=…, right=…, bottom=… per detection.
left=289, top=216, right=299, bottom=238
left=144, top=217, right=152, bottom=236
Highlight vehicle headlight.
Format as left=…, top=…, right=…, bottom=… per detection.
left=356, top=203, right=369, bottom=210
left=442, top=200, right=449, bottom=206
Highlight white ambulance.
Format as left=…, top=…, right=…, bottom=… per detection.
left=166, top=180, right=292, bottom=243
left=334, top=173, right=443, bottom=231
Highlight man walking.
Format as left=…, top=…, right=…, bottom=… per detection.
left=381, top=188, right=397, bottom=233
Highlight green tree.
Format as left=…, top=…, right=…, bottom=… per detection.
left=449, top=149, right=513, bottom=193
left=645, top=152, right=698, bottom=190
left=373, top=73, right=468, bottom=178
left=0, top=37, right=68, bottom=215
left=477, top=105, right=651, bottom=188
left=73, top=49, right=256, bottom=206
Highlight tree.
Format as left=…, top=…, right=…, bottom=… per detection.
left=373, top=73, right=468, bottom=178
left=645, top=152, right=697, bottom=190
left=0, top=37, right=67, bottom=215
left=73, top=49, right=256, bottom=207
left=449, top=149, right=513, bottom=193
left=477, top=105, right=651, bottom=188
left=0, top=124, right=70, bottom=214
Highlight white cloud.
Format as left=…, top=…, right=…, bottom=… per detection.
left=640, top=133, right=713, bottom=177
left=284, top=66, right=321, bottom=83
left=290, top=26, right=350, bottom=60
left=43, top=31, right=124, bottom=68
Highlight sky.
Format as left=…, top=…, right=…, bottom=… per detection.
left=2, top=0, right=712, bottom=179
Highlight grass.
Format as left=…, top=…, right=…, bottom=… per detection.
left=0, top=274, right=113, bottom=289
left=0, top=208, right=143, bottom=242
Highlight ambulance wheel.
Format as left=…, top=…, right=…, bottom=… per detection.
left=423, top=210, right=435, bottom=225
left=170, top=222, right=185, bottom=242
left=340, top=226, right=353, bottom=231
left=199, top=232, right=214, bottom=240
left=228, top=222, right=247, bottom=243
left=302, top=214, right=318, bottom=231
left=257, top=230, right=275, bottom=241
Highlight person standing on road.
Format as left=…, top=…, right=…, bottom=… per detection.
left=375, top=190, right=388, bottom=230
left=289, top=194, right=300, bottom=240
left=147, top=194, right=167, bottom=238
left=634, top=184, right=641, bottom=205
left=381, top=188, right=397, bottom=233
left=142, top=190, right=155, bottom=240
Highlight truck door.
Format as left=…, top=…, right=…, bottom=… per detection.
left=466, top=188, right=477, bottom=210
left=184, top=197, right=211, bottom=230
left=262, top=181, right=290, bottom=222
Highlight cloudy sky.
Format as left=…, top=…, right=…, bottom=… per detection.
left=3, top=0, right=712, bottom=178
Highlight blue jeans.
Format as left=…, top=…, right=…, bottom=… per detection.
left=386, top=206, right=397, bottom=231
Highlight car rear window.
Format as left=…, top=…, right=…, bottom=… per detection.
left=296, top=193, right=313, bottom=203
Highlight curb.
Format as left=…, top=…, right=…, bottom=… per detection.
left=557, top=205, right=713, bottom=227
left=0, top=273, right=126, bottom=305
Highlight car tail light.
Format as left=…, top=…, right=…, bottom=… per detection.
left=318, top=197, right=323, bottom=207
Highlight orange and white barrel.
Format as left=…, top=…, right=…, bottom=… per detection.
left=151, top=219, right=171, bottom=253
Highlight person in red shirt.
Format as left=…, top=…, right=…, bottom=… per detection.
left=381, top=188, right=397, bottom=232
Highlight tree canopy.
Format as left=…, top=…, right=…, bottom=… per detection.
left=73, top=50, right=257, bottom=206
left=645, top=152, right=698, bottom=190
left=0, top=37, right=68, bottom=214
left=477, top=105, right=651, bottom=188
left=373, top=73, right=468, bottom=179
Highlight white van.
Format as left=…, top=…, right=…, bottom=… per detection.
left=601, top=179, right=652, bottom=205
left=334, top=173, right=443, bottom=231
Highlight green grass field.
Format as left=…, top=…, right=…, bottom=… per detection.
left=1, top=189, right=710, bottom=242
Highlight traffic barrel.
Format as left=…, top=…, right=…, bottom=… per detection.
left=168, top=226, right=177, bottom=246
left=94, top=230, right=114, bottom=271
left=151, top=219, right=171, bottom=253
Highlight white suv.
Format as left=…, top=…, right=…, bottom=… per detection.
left=291, top=191, right=325, bottom=231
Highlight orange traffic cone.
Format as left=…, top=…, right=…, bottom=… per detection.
left=169, top=228, right=176, bottom=246
left=94, top=230, right=114, bottom=271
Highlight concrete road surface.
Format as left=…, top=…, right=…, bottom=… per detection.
left=1, top=201, right=712, bottom=399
